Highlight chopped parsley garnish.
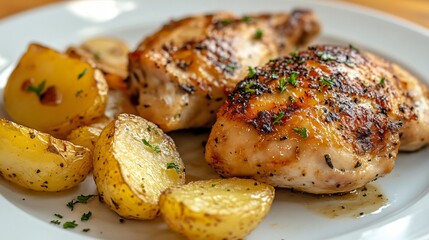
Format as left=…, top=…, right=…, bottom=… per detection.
left=255, top=29, right=263, bottom=39
left=284, top=58, right=294, bottom=64
left=77, top=194, right=96, bottom=203
left=219, top=19, right=232, bottom=26
left=83, top=228, right=90, bottom=232
left=63, top=220, right=78, bottom=229
left=54, top=213, right=63, bottom=219
left=270, top=71, right=279, bottom=79
left=345, top=60, right=355, bottom=68
left=50, top=220, right=61, bottom=225
left=81, top=211, right=92, bottom=221
left=166, top=162, right=180, bottom=173
left=248, top=66, right=257, bottom=78
left=67, top=194, right=97, bottom=210
left=379, top=77, right=386, bottom=85
left=316, top=51, right=336, bottom=61
left=293, top=127, right=308, bottom=138
left=66, top=200, right=77, bottom=210
left=225, top=64, right=235, bottom=73
left=244, top=81, right=256, bottom=93
left=349, top=44, right=360, bottom=52
left=147, top=126, right=152, bottom=132
left=279, top=77, right=287, bottom=93
left=75, top=90, right=83, bottom=97
left=288, top=72, right=299, bottom=86
left=320, top=76, right=334, bottom=87
left=77, top=68, right=88, bottom=80
left=272, top=112, right=285, bottom=125
left=289, top=96, right=294, bottom=102
left=26, top=80, right=46, bottom=97
left=290, top=51, right=298, bottom=57
left=241, top=16, right=253, bottom=22
left=142, top=139, right=161, bottom=153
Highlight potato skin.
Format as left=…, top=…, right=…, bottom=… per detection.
left=0, top=118, right=92, bottom=191
left=66, top=117, right=110, bottom=151
left=93, top=113, right=185, bottom=220
left=159, top=178, right=275, bottom=240
left=67, top=89, right=138, bottom=151
left=66, top=125, right=103, bottom=151
left=3, top=43, right=108, bottom=138
left=67, top=37, right=129, bottom=90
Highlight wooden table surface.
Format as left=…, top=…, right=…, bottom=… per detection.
left=1, top=0, right=429, bottom=29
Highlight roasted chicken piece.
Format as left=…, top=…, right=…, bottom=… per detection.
left=392, top=64, right=429, bottom=151
left=128, top=10, right=320, bottom=131
left=205, top=45, right=429, bottom=194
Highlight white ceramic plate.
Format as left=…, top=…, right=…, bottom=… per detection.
left=1, top=0, right=429, bottom=239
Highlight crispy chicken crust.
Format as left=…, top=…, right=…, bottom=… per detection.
left=128, top=10, right=320, bottom=131
left=205, top=45, right=429, bottom=194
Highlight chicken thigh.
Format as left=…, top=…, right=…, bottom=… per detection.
left=128, top=10, right=320, bottom=131
left=205, top=45, right=429, bottom=194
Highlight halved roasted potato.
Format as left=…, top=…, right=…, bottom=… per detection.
left=67, top=37, right=129, bottom=90
left=3, top=43, right=108, bottom=138
left=159, top=178, right=275, bottom=240
left=66, top=118, right=110, bottom=151
left=93, top=113, right=185, bottom=220
left=0, top=118, right=92, bottom=191
left=67, top=90, right=137, bottom=151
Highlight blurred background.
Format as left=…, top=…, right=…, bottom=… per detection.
left=1, top=0, right=428, bottom=28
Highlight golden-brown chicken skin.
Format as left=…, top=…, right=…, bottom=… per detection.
left=205, top=45, right=428, bottom=194
left=128, top=10, right=320, bottom=131
left=390, top=63, right=429, bottom=151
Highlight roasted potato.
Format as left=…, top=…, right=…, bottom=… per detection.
left=67, top=37, right=129, bottom=90
left=3, top=43, right=108, bottom=138
left=159, top=178, right=275, bottom=240
left=93, top=113, right=185, bottom=220
left=0, top=118, right=92, bottom=191
left=66, top=125, right=102, bottom=151
left=67, top=89, right=137, bottom=151
left=66, top=118, right=110, bottom=151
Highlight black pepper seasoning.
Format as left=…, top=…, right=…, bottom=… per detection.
left=324, top=154, right=334, bottom=169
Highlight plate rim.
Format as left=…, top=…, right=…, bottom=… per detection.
left=0, top=1, right=428, bottom=239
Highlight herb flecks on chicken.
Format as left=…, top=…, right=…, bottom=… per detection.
left=205, top=45, right=429, bottom=194
left=128, top=10, right=320, bottom=131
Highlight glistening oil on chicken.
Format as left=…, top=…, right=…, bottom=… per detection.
left=128, top=10, right=320, bottom=132
left=205, top=44, right=429, bottom=194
